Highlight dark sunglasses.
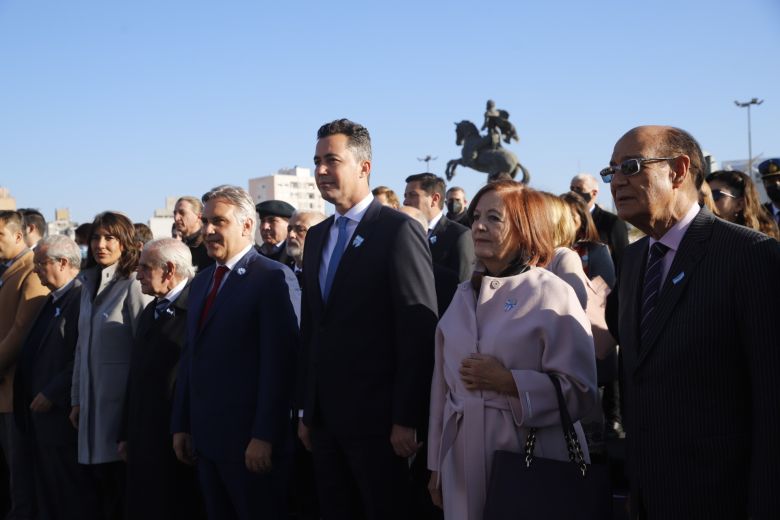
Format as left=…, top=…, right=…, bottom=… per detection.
left=710, top=189, right=738, bottom=201
left=599, top=157, right=677, bottom=183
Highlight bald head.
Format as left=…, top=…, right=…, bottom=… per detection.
left=570, top=173, right=600, bottom=209
left=609, top=125, right=699, bottom=238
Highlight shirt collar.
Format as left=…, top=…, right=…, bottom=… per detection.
left=220, top=243, right=254, bottom=271
left=649, top=202, right=699, bottom=253
left=51, top=278, right=76, bottom=303
left=163, top=277, right=188, bottom=303
left=428, top=210, right=444, bottom=231
left=336, top=193, right=374, bottom=223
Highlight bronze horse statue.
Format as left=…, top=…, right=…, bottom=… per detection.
left=445, top=121, right=529, bottom=184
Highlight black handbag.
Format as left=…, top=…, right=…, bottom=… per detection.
left=483, top=374, right=612, bottom=520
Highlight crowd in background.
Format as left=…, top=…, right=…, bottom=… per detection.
left=0, top=120, right=778, bottom=520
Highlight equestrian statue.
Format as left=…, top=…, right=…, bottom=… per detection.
left=445, top=100, right=529, bottom=184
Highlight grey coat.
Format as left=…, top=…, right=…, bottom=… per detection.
left=71, top=264, right=152, bottom=464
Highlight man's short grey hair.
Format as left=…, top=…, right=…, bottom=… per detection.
left=202, top=185, right=257, bottom=234
left=40, top=235, right=81, bottom=268
left=291, top=210, right=327, bottom=225
left=176, top=196, right=203, bottom=214
left=143, top=238, right=196, bottom=279
left=571, top=173, right=599, bottom=191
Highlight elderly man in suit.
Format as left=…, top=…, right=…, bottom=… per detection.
left=172, top=185, right=299, bottom=520
left=604, top=126, right=780, bottom=519
left=0, top=210, right=49, bottom=518
left=404, top=173, right=474, bottom=283
left=298, top=119, right=439, bottom=520
left=13, top=235, right=97, bottom=520
left=120, top=238, right=203, bottom=520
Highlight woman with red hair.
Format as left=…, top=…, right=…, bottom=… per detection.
left=427, top=181, right=597, bottom=520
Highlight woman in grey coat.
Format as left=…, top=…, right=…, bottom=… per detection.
left=70, top=211, right=152, bottom=519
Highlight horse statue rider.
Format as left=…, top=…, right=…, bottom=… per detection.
left=482, top=99, right=519, bottom=145
left=445, top=101, right=529, bottom=183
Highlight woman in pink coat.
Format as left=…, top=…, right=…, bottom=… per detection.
left=427, top=181, right=597, bottom=520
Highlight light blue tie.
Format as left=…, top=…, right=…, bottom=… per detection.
left=322, top=216, right=349, bottom=302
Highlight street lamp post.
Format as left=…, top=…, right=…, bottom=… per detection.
left=734, top=98, right=764, bottom=176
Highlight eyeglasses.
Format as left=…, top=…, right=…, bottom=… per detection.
left=711, top=189, right=738, bottom=201
left=287, top=225, right=308, bottom=235
left=599, top=157, right=677, bottom=183
left=33, top=258, right=56, bottom=268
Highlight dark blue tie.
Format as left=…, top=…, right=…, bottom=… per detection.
left=640, top=242, right=669, bottom=335
left=322, top=217, right=349, bottom=302
left=154, top=298, right=170, bottom=319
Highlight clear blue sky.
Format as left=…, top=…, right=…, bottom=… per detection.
left=1, top=0, right=778, bottom=224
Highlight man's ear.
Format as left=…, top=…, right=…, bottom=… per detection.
left=360, top=160, right=371, bottom=178
left=670, top=155, right=691, bottom=188
left=431, top=192, right=442, bottom=209
left=165, top=261, right=176, bottom=280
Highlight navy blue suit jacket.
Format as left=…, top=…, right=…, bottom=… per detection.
left=171, top=248, right=299, bottom=462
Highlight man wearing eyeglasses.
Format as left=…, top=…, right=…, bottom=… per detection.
left=603, top=126, right=780, bottom=519
left=758, top=158, right=780, bottom=226
left=285, top=210, right=326, bottom=285
left=570, top=173, right=629, bottom=267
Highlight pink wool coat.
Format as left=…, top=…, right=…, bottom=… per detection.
left=428, top=267, right=598, bottom=520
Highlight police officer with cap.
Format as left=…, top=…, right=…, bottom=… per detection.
left=255, top=199, right=297, bottom=269
left=758, top=158, right=780, bottom=226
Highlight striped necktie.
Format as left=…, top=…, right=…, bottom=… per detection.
left=640, top=242, right=669, bottom=336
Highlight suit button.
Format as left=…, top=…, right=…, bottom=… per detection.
left=489, top=280, right=500, bottom=289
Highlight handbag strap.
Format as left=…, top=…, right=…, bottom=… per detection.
left=522, top=374, right=588, bottom=476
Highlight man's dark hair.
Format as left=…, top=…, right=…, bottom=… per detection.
left=405, top=173, right=446, bottom=209
left=316, top=119, right=372, bottom=163
left=0, top=210, right=22, bottom=232
left=660, top=128, right=705, bottom=190
left=18, top=208, right=46, bottom=238
left=133, top=223, right=154, bottom=245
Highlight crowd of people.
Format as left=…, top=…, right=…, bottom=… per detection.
left=0, top=119, right=778, bottom=520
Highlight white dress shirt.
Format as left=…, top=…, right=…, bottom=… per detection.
left=318, top=193, right=374, bottom=294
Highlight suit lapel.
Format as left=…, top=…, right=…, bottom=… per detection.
left=429, top=215, right=447, bottom=254
left=198, top=249, right=256, bottom=334
left=35, top=284, right=80, bottom=354
left=0, top=250, right=31, bottom=288
left=190, top=264, right=215, bottom=340
left=305, top=215, right=332, bottom=313
left=636, top=209, right=712, bottom=368
left=323, top=200, right=382, bottom=309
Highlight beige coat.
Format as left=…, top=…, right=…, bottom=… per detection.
left=0, top=250, right=49, bottom=412
left=428, top=267, right=597, bottom=520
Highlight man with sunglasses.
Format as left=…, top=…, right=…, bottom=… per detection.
left=570, top=173, right=629, bottom=267
left=603, top=126, right=780, bottom=519
left=758, top=158, right=780, bottom=226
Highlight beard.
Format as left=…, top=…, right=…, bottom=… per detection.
left=286, top=242, right=303, bottom=258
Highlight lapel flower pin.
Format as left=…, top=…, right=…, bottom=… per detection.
left=54, top=307, right=61, bottom=318
left=237, top=267, right=246, bottom=276
left=165, top=307, right=175, bottom=317
left=429, top=235, right=438, bottom=245
left=352, top=235, right=364, bottom=248
left=504, top=298, right=517, bottom=312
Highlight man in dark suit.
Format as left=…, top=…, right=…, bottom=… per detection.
left=255, top=200, right=296, bottom=270
left=571, top=173, right=629, bottom=267
left=174, top=196, right=213, bottom=272
left=445, top=186, right=471, bottom=227
left=172, top=185, right=300, bottom=520
left=13, top=235, right=97, bottom=520
left=571, top=172, right=628, bottom=438
left=404, top=173, right=474, bottom=283
left=297, top=119, right=439, bottom=520
left=119, top=238, right=203, bottom=520
left=758, top=158, right=780, bottom=226
left=604, top=126, right=780, bottom=519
